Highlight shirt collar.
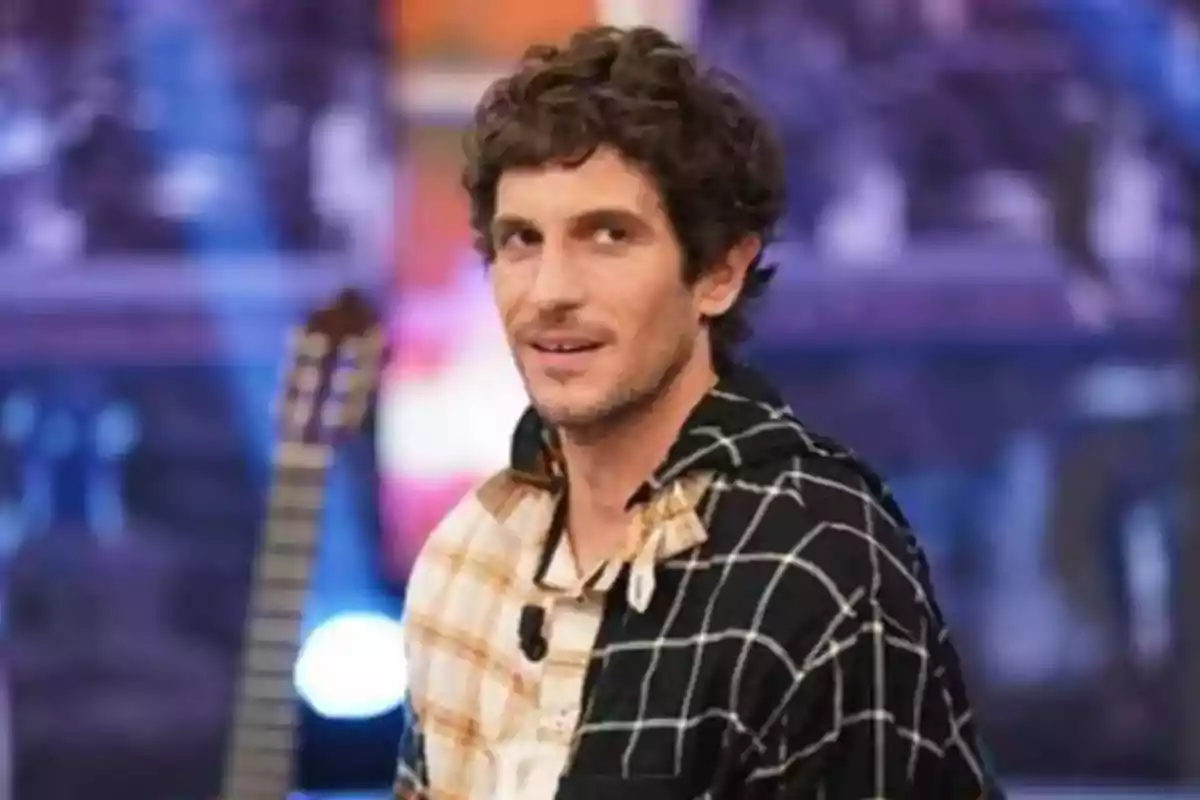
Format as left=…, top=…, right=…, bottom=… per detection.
left=536, top=471, right=712, bottom=612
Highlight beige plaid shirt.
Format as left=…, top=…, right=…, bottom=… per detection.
left=397, top=469, right=712, bottom=800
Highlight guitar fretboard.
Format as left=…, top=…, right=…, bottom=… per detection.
left=220, top=445, right=330, bottom=800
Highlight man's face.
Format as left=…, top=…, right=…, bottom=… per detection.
left=489, top=148, right=725, bottom=431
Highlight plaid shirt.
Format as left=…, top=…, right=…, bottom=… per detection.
left=396, top=364, right=1001, bottom=799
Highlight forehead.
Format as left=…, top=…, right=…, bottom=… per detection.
left=494, top=147, right=665, bottom=223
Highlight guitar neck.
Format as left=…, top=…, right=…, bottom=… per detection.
left=220, top=444, right=330, bottom=800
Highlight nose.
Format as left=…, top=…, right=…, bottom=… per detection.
left=527, top=245, right=585, bottom=311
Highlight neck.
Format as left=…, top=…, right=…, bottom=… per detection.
left=558, top=340, right=717, bottom=526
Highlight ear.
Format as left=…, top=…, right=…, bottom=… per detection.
left=694, top=236, right=761, bottom=318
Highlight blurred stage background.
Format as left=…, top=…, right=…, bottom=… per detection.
left=2, top=0, right=1199, bottom=798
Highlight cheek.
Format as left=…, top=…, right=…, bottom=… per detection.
left=615, top=290, right=696, bottom=365
left=490, top=272, right=524, bottom=332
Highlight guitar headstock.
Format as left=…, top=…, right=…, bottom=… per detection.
left=276, top=289, right=385, bottom=449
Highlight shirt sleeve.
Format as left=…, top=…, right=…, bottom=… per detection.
left=393, top=698, right=430, bottom=799
left=741, top=591, right=993, bottom=799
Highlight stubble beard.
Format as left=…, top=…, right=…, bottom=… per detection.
left=529, top=335, right=694, bottom=440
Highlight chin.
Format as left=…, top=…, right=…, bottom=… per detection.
left=538, top=407, right=610, bottom=431
left=532, top=399, right=604, bottom=429
left=530, top=388, right=615, bottom=430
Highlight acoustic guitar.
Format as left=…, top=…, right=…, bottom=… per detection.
left=219, top=289, right=384, bottom=800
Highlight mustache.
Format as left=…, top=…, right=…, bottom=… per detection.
left=513, top=316, right=612, bottom=343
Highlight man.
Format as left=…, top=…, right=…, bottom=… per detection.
left=397, top=25, right=1000, bottom=799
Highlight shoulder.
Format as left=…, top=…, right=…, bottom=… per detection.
left=405, top=469, right=546, bottom=606
left=704, top=448, right=932, bottom=634
left=402, top=470, right=552, bottom=698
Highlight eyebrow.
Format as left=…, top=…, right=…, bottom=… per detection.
left=570, top=207, right=647, bottom=233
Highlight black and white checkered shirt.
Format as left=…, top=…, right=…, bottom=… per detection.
left=397, top=362, right=1001, bottom=799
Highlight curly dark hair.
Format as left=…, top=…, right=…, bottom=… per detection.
left=462, top=25, right=787, bottom=356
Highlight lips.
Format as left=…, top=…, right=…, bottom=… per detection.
left=527, top=332, right=605, bottom=354
left=531, top=340, right=602, bottom=354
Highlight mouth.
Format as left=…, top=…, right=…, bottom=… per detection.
left=527, top=331, right=607, bottom=356
left=530, top=341, right=604, bottom=355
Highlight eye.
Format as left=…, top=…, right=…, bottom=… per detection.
left=592, top=226, right=629, bottom=247
left=498, top=227, right=541, bottom=253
